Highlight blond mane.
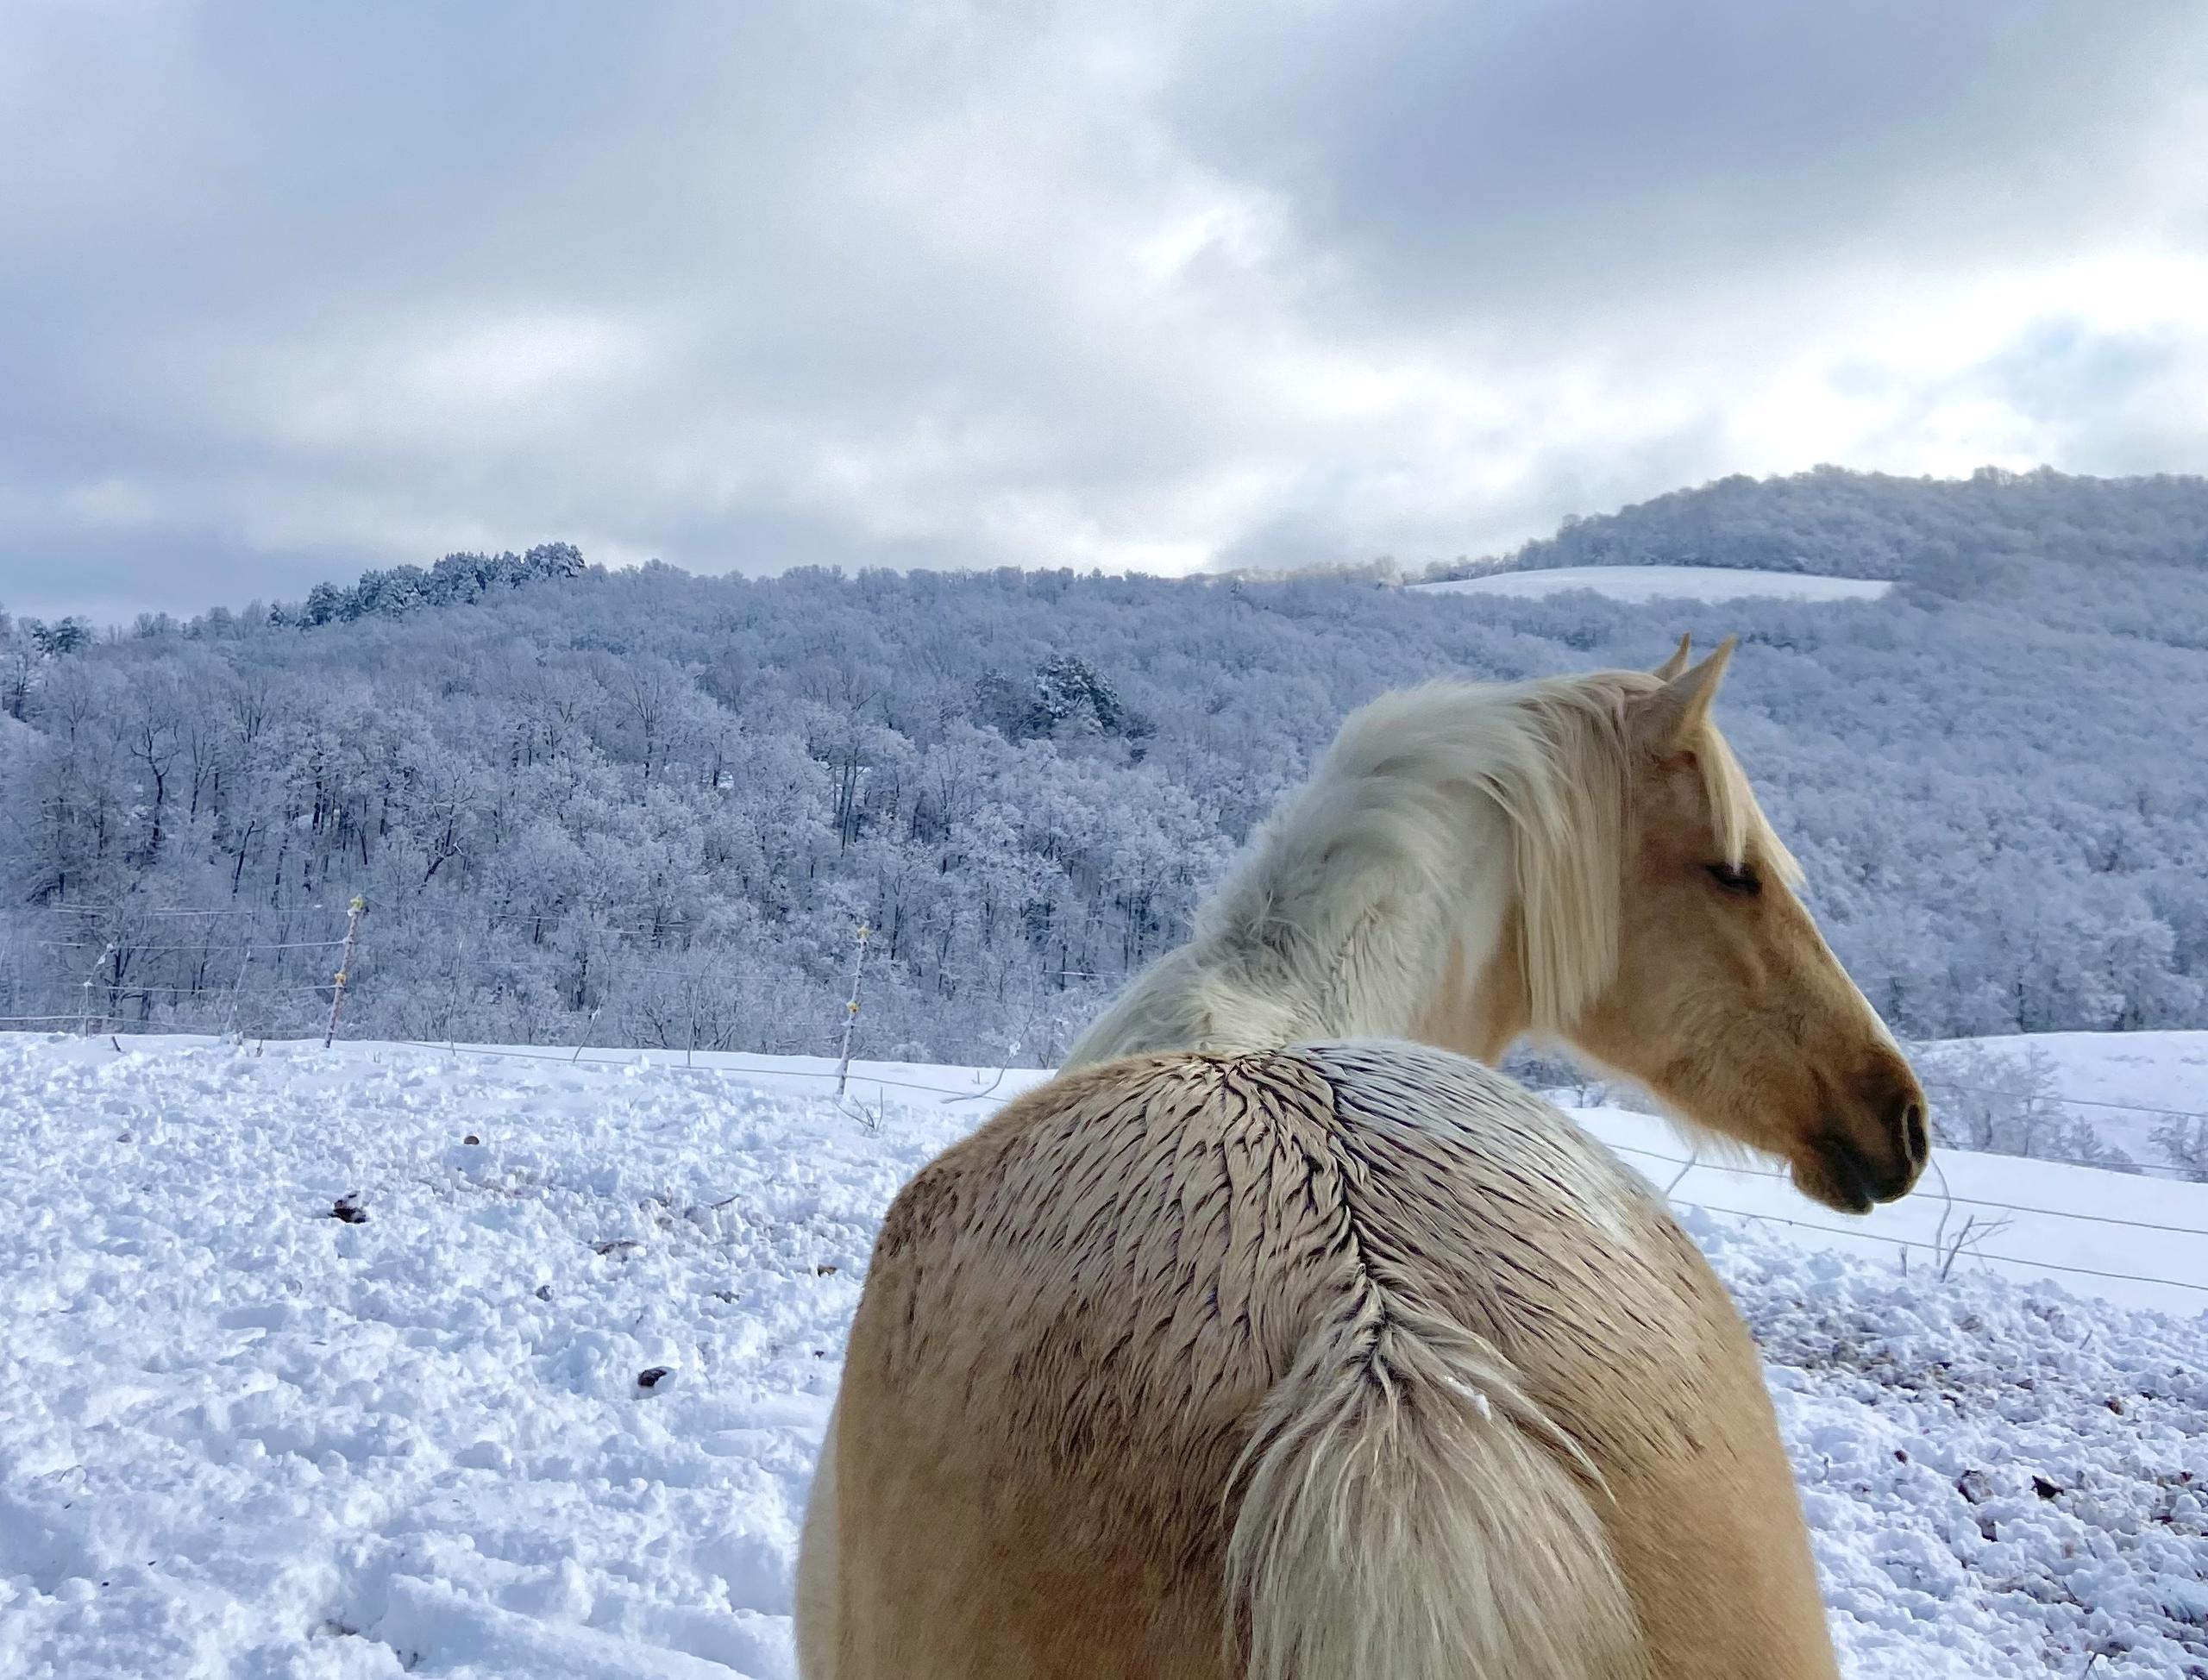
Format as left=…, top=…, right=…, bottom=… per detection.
left=1063, top=667, right=1797, bottom=1067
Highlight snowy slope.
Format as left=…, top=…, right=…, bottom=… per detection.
left=1416, top=564, right=1894, bottom=604
left=1978, top=1029, right=2208, bottom=1116
left=1915, top=1030, right=2208, bottom=1164
left=2, top=1033, right=2204, bottom=1679
left=1566, top=1105, right=2208, bottom=1316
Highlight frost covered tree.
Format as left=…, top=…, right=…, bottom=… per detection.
left=2150, top=1115, right=2208, bottom=1182
left=2, top=467, right=2205, bottom=1063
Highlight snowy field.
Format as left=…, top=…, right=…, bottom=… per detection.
left=1416, top=563, right=1895, bottom=603
left=3, top=1033, right=2205, bottom=1679
left=1917, top=1030, right=2208, bottom=1164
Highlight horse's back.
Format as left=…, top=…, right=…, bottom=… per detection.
left=815, top=1041, right=1831, bottom=1678
left=827, top=1050, right=1331, bottom=1677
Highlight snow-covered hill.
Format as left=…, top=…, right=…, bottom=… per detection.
left=1416, top=563, right=1894, bottom=603
left=2, top=1033, right=2204, bottom=1679
left=1916, top=1030, right=2208, bottom=1165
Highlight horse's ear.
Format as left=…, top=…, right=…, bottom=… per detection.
left=1640, top=636, right=1736, bottom=751
left=1652, top=634, right=1692, bottom=681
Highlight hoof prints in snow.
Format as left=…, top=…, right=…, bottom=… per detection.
left=2, top=1033, right=2205, bottom=1678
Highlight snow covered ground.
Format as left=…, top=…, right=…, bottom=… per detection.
left=1416, top=563, right=1894, bottom=603
left=3, top=1032, right=2204, bottom=1678
left=1915, top=1030, right=2208, bottom=1165
left=1566, top=1104, right=2208, bottom=1317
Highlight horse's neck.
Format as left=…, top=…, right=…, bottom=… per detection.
left=1064, top=767, right=1526, bottom=1067
left=1408, top=906, right=1532, bottom=1066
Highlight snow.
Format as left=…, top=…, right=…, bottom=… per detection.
left=1917, top=1029, right=2208, bottom=1163
left=1969, top=1029, right=2208, bottom=1116
left=2, top=1031, right=2203, bottom=1678
left=1415, top=564, right=1894, bottom=604
left=1566, top=1104, right=2208, bottom=1317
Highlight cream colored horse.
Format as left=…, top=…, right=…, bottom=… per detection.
left=800, top=638, right=1927, bottom=1679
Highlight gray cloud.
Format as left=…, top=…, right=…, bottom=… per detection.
left=3, top=0, right=2205, bottom=621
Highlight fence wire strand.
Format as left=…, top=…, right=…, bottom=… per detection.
left=9, top=903, right=2208, bottom=1279
left=3, top=1011, right=2202, bottom=1295
left=1671, top=1198, right=2208, bottom=1298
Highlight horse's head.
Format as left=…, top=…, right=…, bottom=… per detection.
left=1556, top=637, right=1927, bottom=1213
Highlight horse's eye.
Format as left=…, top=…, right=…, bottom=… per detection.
left=1706, top=862, right=1762, bottom=896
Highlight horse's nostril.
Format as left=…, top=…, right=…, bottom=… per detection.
left=1899, top=1100, right=1928, bottom=1169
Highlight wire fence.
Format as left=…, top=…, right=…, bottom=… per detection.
left=9, top=1012, right=2206, bottom=1300
left=8, top=900, right=2208, bottom=1297
left=1666, top=1196, right=2208, bottom=1300
left=1541, top=1073, right=2208, bottom=1180
left=3, top=902, right=367, bottom=1042
left=48, top=902, right=300, bottom=919
left=40, top=937, right=348, bottom=956
left=314, top=1032, right=2208, bottom=1301
left=1586, top=1135, right=2208, bottom=1306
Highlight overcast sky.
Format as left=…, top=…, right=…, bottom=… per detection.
left=4, top=1, right=2206, bottom=622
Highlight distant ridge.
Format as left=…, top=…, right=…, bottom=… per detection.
left=1422, top=466, right=2208, bottom=586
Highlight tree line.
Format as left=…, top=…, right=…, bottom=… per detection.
left=3, top=467, right=2205, bottom=1071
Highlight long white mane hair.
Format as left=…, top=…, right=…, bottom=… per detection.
left=1064, top=667, right=1794, bottom=1069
